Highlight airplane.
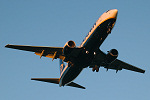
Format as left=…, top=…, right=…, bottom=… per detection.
left=5, top=9, right=145, bottom=89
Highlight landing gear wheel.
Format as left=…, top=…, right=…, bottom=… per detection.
left=96, top=67, right=99, bottom=72
left=92, top=67, right=96, bottom=72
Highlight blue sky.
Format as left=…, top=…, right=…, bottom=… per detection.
left=1, top=0, right=150, bottom=100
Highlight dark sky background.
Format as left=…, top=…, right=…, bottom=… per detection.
left=1, top=0, right=150, bottom=100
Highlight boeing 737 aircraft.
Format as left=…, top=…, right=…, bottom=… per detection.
left=5, top=9, right=145, bottom=89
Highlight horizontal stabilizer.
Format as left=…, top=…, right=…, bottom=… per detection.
left=66, top=82, right=86, bottom=89
left=31, top=78, right=85, bottom=89
left=31, top=78, right=60, bottom=84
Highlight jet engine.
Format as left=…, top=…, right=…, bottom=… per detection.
left=63, top=40, right=76, bottom=56
left=105, top=49, right=118, bottom=64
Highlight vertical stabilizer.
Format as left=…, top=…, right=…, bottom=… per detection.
left=59, top=59, right=65, bottom=74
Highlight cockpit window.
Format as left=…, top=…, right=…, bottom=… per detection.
left=106, top=10, right=110, bottom=13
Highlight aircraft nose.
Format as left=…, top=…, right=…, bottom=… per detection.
left=111, top=9, right=118, bottom=19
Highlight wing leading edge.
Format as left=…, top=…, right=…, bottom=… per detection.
left=90, top=49, right=145, bottom=73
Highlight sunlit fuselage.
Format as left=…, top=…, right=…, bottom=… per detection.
left=59, top=9, right=118, bottom=86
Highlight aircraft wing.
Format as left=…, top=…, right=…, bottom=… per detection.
left=110, top=59, right=145, bottom=73
left=5, top=44, right=64, bottom=60
left=90, top=50, right=145, bottom=73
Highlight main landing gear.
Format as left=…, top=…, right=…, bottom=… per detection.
left=92, top=65, right=100, bottom=72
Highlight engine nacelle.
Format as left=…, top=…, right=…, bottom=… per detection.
left=63, top=40, right=76, bottom=56
left=105, top=49, right=118, bottom=64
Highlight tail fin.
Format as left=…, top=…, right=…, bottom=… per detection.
left=59, top=59, right=65, bottom=74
